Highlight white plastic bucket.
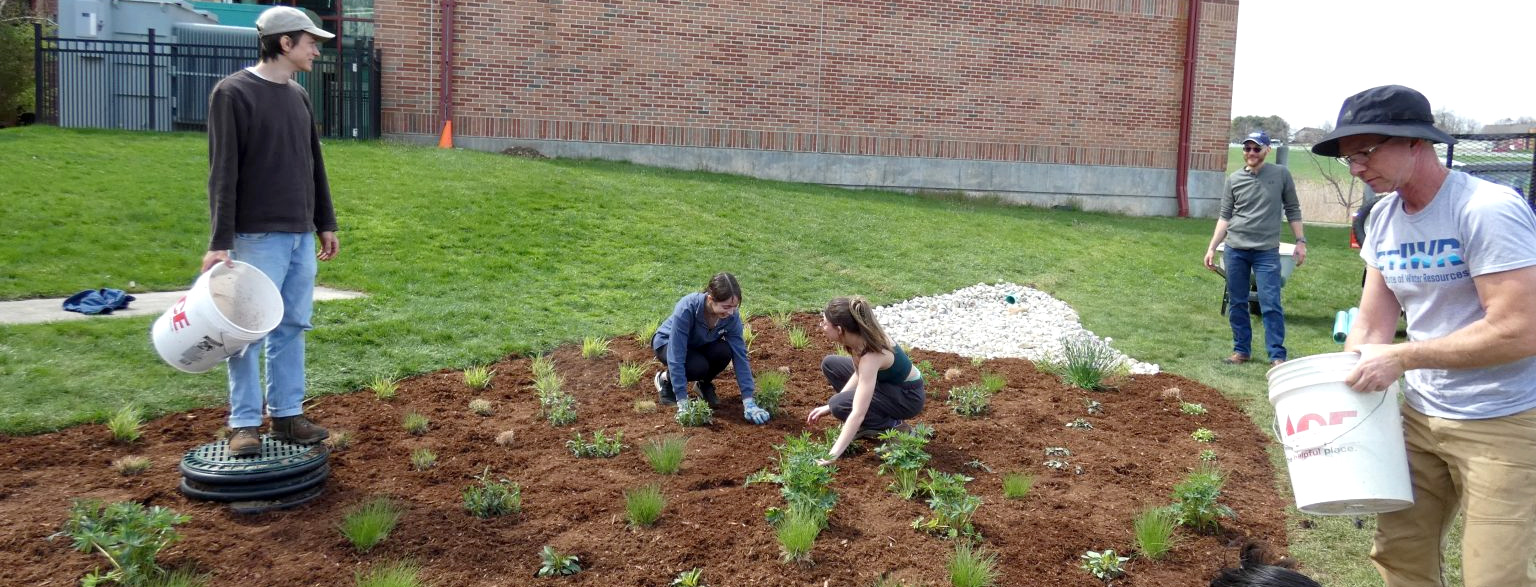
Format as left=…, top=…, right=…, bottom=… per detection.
left=1268, top=352, right=1414, bottom=515
left=151, top=261, right=283, bottom=373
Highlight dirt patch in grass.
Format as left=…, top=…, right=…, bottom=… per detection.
left=0, top=313, right=1288, bottom=585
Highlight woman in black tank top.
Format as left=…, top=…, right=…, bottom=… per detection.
left=807, top=296, right=926, bottom=463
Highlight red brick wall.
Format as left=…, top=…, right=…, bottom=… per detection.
left=377, top=0, right=1237, bottom=171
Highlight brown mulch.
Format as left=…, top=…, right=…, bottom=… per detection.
left=0, top=313, right=1288, bottom=585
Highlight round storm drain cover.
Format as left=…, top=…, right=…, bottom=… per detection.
left=226, top=484, right=327, bottom=515
left=180, top=463, right=330, bottom=503
left=179, top=436, right=328, bottom=485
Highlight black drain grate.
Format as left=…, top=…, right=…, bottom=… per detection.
left=226, top=484, right=327, bottom=515
left=180, top=435, right=328, bottom=485
left=180, top=464, right=330, bottom=503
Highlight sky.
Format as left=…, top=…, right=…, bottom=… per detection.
left=1231, top=0, right=1536, bottom=131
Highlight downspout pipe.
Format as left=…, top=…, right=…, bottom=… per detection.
left=1175, top=0, right=1202, bottom=218
left=439, top=0, right=455, bottom=138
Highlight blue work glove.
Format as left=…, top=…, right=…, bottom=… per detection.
left=743, top=398, right=770, bottom=425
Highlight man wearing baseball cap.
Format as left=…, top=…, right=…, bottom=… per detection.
left=1203, top=130, right=1306, bottom=367
left=202, top=6, right=339, bottom=457
left=1323, top=85, right=1536, bottom=586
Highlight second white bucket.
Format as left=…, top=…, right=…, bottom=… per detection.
left=1268, top=352, right=1414, bottom=515
left=150, top=261, right=283, bottom=373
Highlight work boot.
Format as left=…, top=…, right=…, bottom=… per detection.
left=1221, top=353, right=1250, bottom=365
left=655, top=371, right=677, bottom=406
left=227, top=426, right=261, bottom=458
left=697, top=380, right=720, bottom=408
left=270, top=415, right=328, bottom=444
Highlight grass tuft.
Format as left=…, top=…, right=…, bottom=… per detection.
left=111, top=455, right=152, bottom=476
left=618, top=362, right=647, bottom=387
left=468, top=398, right=494, bottom=416
left=338, top=498, right=402, bottom=554
left=786, top=326, right=811, bottom=349
left=354, top=561, right=424, bottom=587
left=402, top=412, right=430, bottom=435
left=753, top=370, right=788, bottom=415
left=1049, top=332, right=1128, bottom=390
left=581, top=336, right=610, bottom=359
left=462, top=365, right=494, bottom=390
left=769, top=310, right=793, bottom=328
left=948, top=542, right=1000, bottom=587
left=624, top=483, right=666, bottom=528
left=1134, top=506, right=1179, bottom=560
left=409, top=448, right=437, bottom=471
left=1001, top=472, right=1034, bottom=499
left=369, top=376, right=399, bottom=401
left=107, top=405, right=142, bottom=444
left=326, top=430, right=354, bottom=451
left=494, top=429, right=516, bottom=446
left=776, top=507, right=822, bottom=563
left=643, top=435, right=687, bottom=474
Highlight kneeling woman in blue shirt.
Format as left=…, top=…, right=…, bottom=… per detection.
left=652, top=272, right=769, bottom=424
left=807, top=295, right=926, bottom=462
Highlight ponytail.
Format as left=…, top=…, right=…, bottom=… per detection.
left=823, top=296, right=892, bottom=355
left=702, top=272, right=742, bottom=303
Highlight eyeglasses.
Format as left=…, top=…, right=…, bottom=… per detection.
left=1337, top=138, right=1392, bottom=166
left=1242, top=145, right=1266, bottom=153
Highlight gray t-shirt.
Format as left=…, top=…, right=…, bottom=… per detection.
left=1220, top=163, right=1301, bottom=250
left=1360, top=171, right=1536, bottom=419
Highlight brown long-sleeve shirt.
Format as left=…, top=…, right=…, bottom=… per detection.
left=206, top=69, right=337, bottom=251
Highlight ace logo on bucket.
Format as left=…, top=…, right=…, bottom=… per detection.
left=169, top=296, right=191, bottom=332
left=1283, top=410, right=1358, bottom=438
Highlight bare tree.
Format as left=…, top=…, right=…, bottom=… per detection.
left=1310, top=150, right=1362, bottom=216
left=1433, top=107, right=1479, bottom=135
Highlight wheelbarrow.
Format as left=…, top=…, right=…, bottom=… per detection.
left=1213, top=242, right=1297, bottom=316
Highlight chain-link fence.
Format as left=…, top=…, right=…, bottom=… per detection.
left=1445, top=133, right=1536, bottom=204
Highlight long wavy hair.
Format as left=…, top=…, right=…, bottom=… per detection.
left=823, top=296, right=891, bottom=356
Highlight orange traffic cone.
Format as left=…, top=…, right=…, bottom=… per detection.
left=437, top=120, right=453, bottom=149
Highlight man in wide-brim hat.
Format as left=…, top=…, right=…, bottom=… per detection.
left=1327, top=85, right=1536, bottom=586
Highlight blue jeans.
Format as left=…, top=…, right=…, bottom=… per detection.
left=1225, top=246, right=1285, bottom=361
left=228, top=232, right=316, bottom=428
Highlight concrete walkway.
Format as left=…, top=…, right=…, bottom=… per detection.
left=0, top=287, right=368, bottom=326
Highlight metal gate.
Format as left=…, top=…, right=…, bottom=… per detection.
left=1445, top=132, right=1536, bottom=205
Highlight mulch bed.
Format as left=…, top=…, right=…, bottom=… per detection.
left=0, top=313, right=1289, bottom=585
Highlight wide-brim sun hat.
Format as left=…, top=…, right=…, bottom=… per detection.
left=1311, top=85, right=1456, bottom=157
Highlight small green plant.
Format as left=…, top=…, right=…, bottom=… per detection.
left=567, top=429, right=625, bottom=458
left=643, top=435, right=687, bottom=474
left=624, top=483, right=666, bottom=527
left=338, top=498, right=402, bottom=554
left=534, top=370, right=564, bottom=397
left=948, top=542, right=1001, bottom=587
left=671, top=567, right=706, bottom=587
left=369, top=375, right=399, bottom=401
left=106, top=405, right=143, bottom=444
left=402, top=412, right=430, bottom=435
left=150, top=568, right=209, bottom=587
left=786, top=326, right=811, bottom=349
left=618, top=361, right=647, bottom=387
left=1191, top=428, right=1217, bottom=443
left=969, top=356, right=986, bottom=367
left=326, top=429, right=354, bottom=451
left=965, top=459, right=994, bottom=473
left=775, top=507, right=822, bottom=563
left=1066, top=417, right=1094, bottom=430
left=916, top=360, right=936, bottom=379
left=1001, top=472, right=1034, bottom=499
left=675, top=399, right=713, bottom=427
left=111, top=456, right=152, bottom=476
left=1134, top=507, right=1179, bottom=560
left=1180, top=402, right=1208, bottom=415
left=530, top=354, right=557, bottom=379
left=463, top=364, right=494, bottom=390
left=581, top=336, right=610, bottom=359
left=1044, top=446, right=1072, bottom=457
left=468, top=398, right=494, bottom=416
left=874, top=423, right=934, bottom=499
left=354, top=561, right=424, bottom=587
left=62, top=499, right=189, bottom=586
left=741, top=323, right=756, bottom=350
left=753, top=370, right=788, bottom=415
left=980, top=372, right=1006, bottom=393
left=751, top=433, right=839, bottom=532
left=545, top=396, right=578, bottom=427
left=409, top=448, right=437, bottom=471
left=634, top=319, right=660, bottom=345
left=1079, top=549, right=1130, bottom=581
left=913, top=470, right=981, bottom=539
left=1050, top=331, right=1129, bottom=390
left=1171, top=466, right=1235, bottom=533
left=946, top=384, right=993, bottom=417
left=769, top=310, right=793, bottom=328
left=536, top=545, right=581, bottom=577
left=1199, top=449, right=1218, bottom=462
left=1083, top=398, right=1104, bottom=415
left=462, top=468, right=522, bottom=518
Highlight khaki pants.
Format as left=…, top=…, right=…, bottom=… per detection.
left=1371, top=406, right=1536, bottom=587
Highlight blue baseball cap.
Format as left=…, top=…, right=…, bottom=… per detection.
left=1243, top=131, right=1271, bottom=147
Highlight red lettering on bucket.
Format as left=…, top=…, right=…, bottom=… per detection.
left=1284, top=410, right=1358, bottom=437
left=170, top=296, right=190, bottom=332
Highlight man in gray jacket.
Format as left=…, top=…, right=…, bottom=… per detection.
left=1203, top=130, right=1307, bottom=366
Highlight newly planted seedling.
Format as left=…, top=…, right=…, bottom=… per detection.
left=326, top=430, right=354, bottom=451
left=534, top=370, right=564, bottom=398
left=753, top=370, right=788, bottom=416
left=529, top=354, right=556, bottom=380
left=624, top=483, right=665, bottom=527
left=566, top=429, right=624, bottom=458
left=618, top=362, right=647, bottom=387
left=741, top=323, right=756, bottom=351
left=545, top=395, right=578, bottom=427
left=965, top=459, right=994, bottom=474
left=354, top=561, right=424, bottom=587
left=948, top=542, right=1001, bottom=587
left=1080, top=549, right=1130, bottom=581
left=111, top=456, right=152, bottom=476
left=468, top=398, right=494, bottom=416
left=402, top=412, right=430, bottom=435
left=63, top=499, right=188, bottom=586
left=536, top=546, right=581, bottom=577
left=1044, top=447, right=1072, bottom=457
left=1065, top=417, right=1094, bottom=430
left=1083, top=398, right=1104, bottom=415
left=874, top=424, right=934, bottom=499
left=1134, top=507, right=1178, bottom=560
left=338, top=498, right=402, bottom=553
left=775, top=507, right=822, bottom=564
left=409, top=448, right=437, bottom=471
left=581, top=336, right=609, bottom=359
left=769, top=310, right=793, bottom=328
left=1191, top=428, right=1216, bottom=443
left=913, top=470, right=982, bottom=539
left=674, top=400, right=713, bottom=427
left=463, top=468, right=521, bottom=518
left=1049, top=331, right=1129, bottom=391
left=786, top=326, right=811, bottom=349
left=969, top=356, right=986, bottom=367
left=946, top=384, right=993, bottom=418
left=642, top=435, right=687, bottom=474
left=1001, top=472, right=1034, bottom=499
left=107, top=405, right=142, bottom=444
left=980, top=372, right=1006, bottom=393
left=369, top=375, right=399, bottom=401
left=1199, top=449, right=1218, bottom=462
left=634, top=319, right=660, bottom=346
left=462, top=364, right=494, bottom=390
left=1180, top=402, right=1208, bottom=416
left=670, top=567, right=706, bottom=587
left=1171, top=466, right=1235, bottom=533
left=494, top=429, right=516, bottom=446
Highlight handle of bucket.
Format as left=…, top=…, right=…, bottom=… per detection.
left=1272, top=388, right=1391, bottom=455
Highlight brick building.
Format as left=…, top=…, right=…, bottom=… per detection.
left=375, top=0, right=1240, bottom=216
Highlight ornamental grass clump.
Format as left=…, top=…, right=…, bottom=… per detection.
left=753, top=370, right=789, bottom=416
left=111, top=456, right=152, bottom=476
left=946, top=384, right=993, bottom=418
left=462, top=468, right=521, bottom=518
left=326, top=430, right=354, bottom=451
left=874, top=423, right=934, bottom=499
left=581, top=336, right=609, bottom=359
left=1001, top=472, right=1035, bottom=500
left=775, top=507, right=821, bottom=564
left=402, top=412, right=429, bottom=435
left=769, top=310, right=793, bottom=328
left=369, top=376, right=399, bottom=401
left=462, top=365, right=493, bottom=390
left=786, top=326, right=811, bottom=349
left=634, top=319, right=660, bottom=346
left=530, top=354, right=557, bottom=379
left=338, top=498, right=402, bottom=554
left=62, top=499, right=189, bottom=587
left=1133, top=507, right=1178, bottom=560
left=980, top=372, right=1006, bottom=393
left=468, top=398, right=493, bottom=416
left=948, top=541, right=1001, bottom=587
left=354, top=561, right=424, bottom=587
left=107, top=404, right=143, bottom=444
left=623, top=483, right=665, bottom=528
left=618, top=362, right=646, bottom=387
left=742, top=323, right=756, bottom=351
left=1170, top=466, right=1235, bottom=533
left=566, top=429, right=624, bottom=458
left=642, top=435, right=687, bottom=474
left=1050, top=331, right=1129, bottom=391
left=409, top=448, right=437, bottom=471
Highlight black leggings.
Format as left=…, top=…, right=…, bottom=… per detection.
left=820, top=355, right=926, bottom=430
left=653, top=337, right=732, bottom=391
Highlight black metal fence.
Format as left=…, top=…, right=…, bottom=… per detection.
left=33, top=24, right=380, bottom=139
left=1446, top=133, right=1536, bottom=204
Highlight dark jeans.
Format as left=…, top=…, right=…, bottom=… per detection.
left=1224, top=246, right=1286, bottom=361
left=653, top=337, right=731, bottom=400
left=820, top=355, right=925, bottom=431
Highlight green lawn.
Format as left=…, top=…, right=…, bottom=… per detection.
left=1226, top=144, right=1344, bottom=184
left=3, top=126, right=1388, bottom=584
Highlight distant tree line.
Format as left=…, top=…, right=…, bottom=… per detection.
left=1228, top=115, right=1290, bottom=145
